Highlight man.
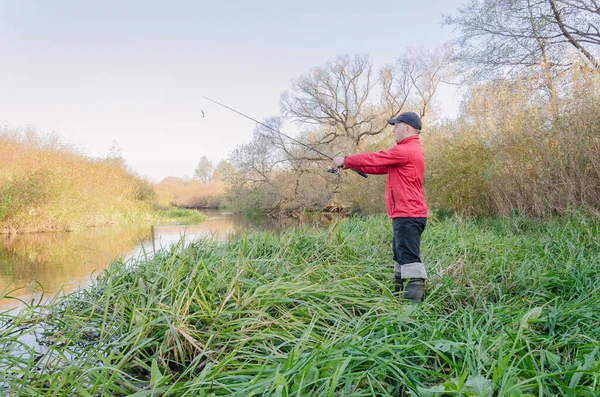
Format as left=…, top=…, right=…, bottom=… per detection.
left=332, top=112, right=428, bottom=303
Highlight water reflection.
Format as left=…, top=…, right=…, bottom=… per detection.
left=0, top=223, right=151, bottom=310
left=0, top=210, right=333, bottom=310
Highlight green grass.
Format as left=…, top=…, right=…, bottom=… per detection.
left=1, top=214, right=599, bottom=396
left=153, top=207, right=208, bottom=224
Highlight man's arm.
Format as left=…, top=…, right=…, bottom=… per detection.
left=348, top=165, right=388, bottom=175
left=333, top=146, right=407, bottom=172
left=332, top=156, right=390, bottom=175
left=345, top=146, right=408, bottom=168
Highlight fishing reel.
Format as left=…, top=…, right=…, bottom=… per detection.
left=327, top=166, right=368, bottom=178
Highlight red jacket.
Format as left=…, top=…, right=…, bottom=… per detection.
left=344, top=135, right=427, bottom=218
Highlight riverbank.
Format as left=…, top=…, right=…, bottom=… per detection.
left=1, top=214, right=599, bottom=395
left=1, top=127, right=161, bottom=234
left=0, top=206, right=206, bottom=235
left=0, top=209, right=332, bottom=312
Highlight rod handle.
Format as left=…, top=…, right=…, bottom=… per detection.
left=352, top=169, right=368, bottom=178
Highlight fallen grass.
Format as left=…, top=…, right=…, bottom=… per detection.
left=1, top=214, right=599, bottom=396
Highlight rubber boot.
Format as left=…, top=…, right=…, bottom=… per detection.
left=394, top=275, right=404, bottom=297
left=395, top=277, right=425, bottom=303
left=403, top=278, right=425, bottom=304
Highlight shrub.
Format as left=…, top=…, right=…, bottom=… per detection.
left=0, top=127, right=157, bottom=232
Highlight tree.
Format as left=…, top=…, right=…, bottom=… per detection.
left=226, top=51, right=457, bottom=213
left=280, top=54, right=394, bottom=148
left=280, top=51, right=456, bottom=153
left=225, top=120, right=294, bottom=212
left=548, top=0, right=600, bottom=68
left=211, top=159, right=235, bottom=182
left=444, top=0, right=600, bottom=75
left=229, top=120, right=289, bottom=185
left=194, top=156, right=214, bottom=183
left=393, top=45, right=457, bottom=122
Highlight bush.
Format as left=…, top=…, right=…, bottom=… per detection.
left=422, top=71, right=600, bottom=217
left=154, top=177, right=225, bottom=209
left=0, top=128, right=157, bottom=232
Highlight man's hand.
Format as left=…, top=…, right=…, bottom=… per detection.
left=332, top=156, right=345, bottom=168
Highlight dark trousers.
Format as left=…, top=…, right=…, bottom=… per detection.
left=392, top=217, right=427, bottom=265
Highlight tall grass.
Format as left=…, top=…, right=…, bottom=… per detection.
left=0, top=127, right=157, bottom=233
left=1, top=214, right=598, bottom=396
left=155, top=178, right=225, bottom=209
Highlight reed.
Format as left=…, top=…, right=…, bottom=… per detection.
left=154, top=178, right=225, bottom=209
left=0, top=127, right=157, bottom=233
left=1, top=214, right=598, bottom=396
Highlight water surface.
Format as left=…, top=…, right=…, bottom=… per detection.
left=0, top=209, right=331, bottom=310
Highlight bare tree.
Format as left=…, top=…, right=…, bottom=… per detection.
left=281, top=51, right=456, bottom=153
left=394, top=45, right=457, bottom=122
left=226, top=51, right=458, bottom=213
left=380, top=64, right=412, bottom=119
left=280, top=54, right=395, bottom=147
left=444, top=0, right=600, bottom=74
left=229, top=119, right=289, bottom=185
left=548, top=0, right=600, bottom=68
left=250, top=116, right=315, bottom=164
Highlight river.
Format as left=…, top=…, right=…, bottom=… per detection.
left=0, top=209, right=332, bottom=311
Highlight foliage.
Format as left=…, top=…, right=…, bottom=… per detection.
left=194, top=156, right=215, bottom=183
left=5, top=3, right=600, bottom=220
left=0, top=128, right=157, bottom=233
left=226, top=58, right=600, bottom=217
left=153, top=207, right=207, bottom=224
left=154, top=177, right=225, bottom=209
left=212, top=159, right=235, bottom=182
left=424, top=70, right=600, bottom=216
left=1, top=215, right=599, bottom=395
left=220, top=1, right=600, bottom=217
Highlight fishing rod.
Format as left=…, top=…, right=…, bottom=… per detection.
left=203, top=97, right=367, bottom=178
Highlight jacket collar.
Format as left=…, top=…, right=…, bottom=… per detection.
left=397, top=135, right=420, bottom=145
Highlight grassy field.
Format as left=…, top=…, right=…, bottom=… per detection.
left=1, top=214, right=599, bottom=396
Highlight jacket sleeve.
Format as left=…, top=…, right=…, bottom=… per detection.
left=344, top=145, right=408, bottom=169
left=348, top=165, right=389, bottom=175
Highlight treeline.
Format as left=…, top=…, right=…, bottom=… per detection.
left=154, top=177, right=225, bottom=209
left=0, top=128, right=156, bottom=233
left=426, top=69, right=600, bottom=216
left=218, top=0, right=600, bottom=217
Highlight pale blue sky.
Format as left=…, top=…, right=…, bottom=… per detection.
left=1, top=0, right=465, bottom=181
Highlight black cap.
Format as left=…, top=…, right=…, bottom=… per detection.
left=387, top=112, right=422, bottom=130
